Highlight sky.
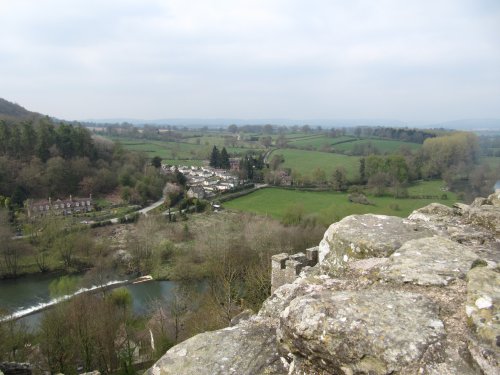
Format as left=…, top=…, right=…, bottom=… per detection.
left=0, top=0, right=499, bottom=124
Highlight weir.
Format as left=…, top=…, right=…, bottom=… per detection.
left=0, top=276, right=153, bottom=323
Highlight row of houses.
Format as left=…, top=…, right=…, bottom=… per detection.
left=162, top=164, right=242, bottom=199
left=27, top=195, right=94, bottom=218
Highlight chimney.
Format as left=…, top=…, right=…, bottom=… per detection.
left=49, top=197, right=51, bottom=205
left=89, top=193, right=92, bottom=200
left=70, top=195, right=73, bottom=202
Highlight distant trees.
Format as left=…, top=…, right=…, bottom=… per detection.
left=420, top=132, right=479, bottom=179
left=351, top=126, right=435, bottom=144
left=209, top=146, right=230, bottom=169
left=358, top=155, right=410, bottom=196
left=259, top=136, right=272, bottom=148
left=239, top=153, right=265, bottom=181
left=0, top=117, right=166, bottom=205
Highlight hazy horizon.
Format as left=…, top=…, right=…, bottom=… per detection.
left=1, top=0, right=499, bottom=124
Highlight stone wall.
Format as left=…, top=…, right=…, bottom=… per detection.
left=146, top=193, right=500, bottom=375
left=0, top=363, right=32, bottom=375
left=271, top=247, right=318, bottom=293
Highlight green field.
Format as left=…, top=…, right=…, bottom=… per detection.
left=332, top=139, right=422, bottom=154
left=108, top=137, right=263, bottom=165
left=224, top=182, right=458, bottom=225
left=272, top=149, right=361, bottom=180
left=288, top=135, right=356, bottom=149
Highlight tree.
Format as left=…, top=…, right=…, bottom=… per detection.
left=359, top=158, right=366, bottom=183
left=276, top=134, right=288, bottom=148
left=0, top=209, right=25, bottom=277
left=209, top=146, right=220, bottom=168
left=220, top=147, right=230, bottom=169
left=312, top=167, right=327, bottom=184
left=331, top=167, right=348, bottom=191
left=39, top=305, right=74, bottom=374
left=259, top=136, right=272, bottom=148
left=151, top=156, right=162, bottom=169
left=269, top=154, right=284, bottom=171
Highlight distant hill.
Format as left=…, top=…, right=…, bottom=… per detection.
left=84, top=117, right=408, bottom=128
left=427, top=119, right=500, bottom=131
left=0, top=98, right=41, bottom=120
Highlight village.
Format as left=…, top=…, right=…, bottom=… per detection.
left=163, top=161, right=243, bottom=200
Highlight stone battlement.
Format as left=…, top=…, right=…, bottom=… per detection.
left=271, top=247, right=318, bottom=293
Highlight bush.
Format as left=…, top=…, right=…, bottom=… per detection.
left=281, top=203, right=305, bottom=226
left=348, top=193, right=372, bottom=205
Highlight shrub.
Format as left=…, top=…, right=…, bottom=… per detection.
left=348, top=193, right=372, bottom=205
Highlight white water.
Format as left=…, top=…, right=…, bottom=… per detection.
left=0, top=279, right=128, bottom=322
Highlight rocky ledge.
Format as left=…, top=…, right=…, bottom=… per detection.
left=147, top=193, right=500, bottom=375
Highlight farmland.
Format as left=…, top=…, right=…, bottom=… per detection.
left=224, top=181, right=457, bottom=225
left=332, top=138, right=422, bottom=154
left=108, top=136, right=263, bottom=166
left=270, top=149, right=361, bottom=180
left=287, top=135, right=356, bottom=149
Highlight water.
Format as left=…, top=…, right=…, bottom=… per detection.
left=0, top=273, right=187, bottom=329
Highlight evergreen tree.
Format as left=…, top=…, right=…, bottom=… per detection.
left=220, top=147, right=230, bottom=169
left=209, top=146, right=220, bottom=168
left=359, top=158, right=366, bottom=183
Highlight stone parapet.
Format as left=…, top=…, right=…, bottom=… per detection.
left=271, top=247, right=318, bottom=293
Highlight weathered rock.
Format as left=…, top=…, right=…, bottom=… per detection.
left=349, top=257, right=389, bottom=274
left=230, top=309, right=254, bottom=326
left=146, top=197, right=500, bottom=375
left=277, top=290, right=446, bottom=375
left=147, top=318, right=286, bottom=375
left=466, top=267, right=500, bottom=354
left=319, top=214, right=434, bottom=271
left=259, top=279, right=342, bottom=326
left=488, top=192, right=500, bottom=207
left=381, top=236, right=479, bottom=286
left=408, top=203, right=461, bottom=235
left=467, top=205, right=500, bottom=235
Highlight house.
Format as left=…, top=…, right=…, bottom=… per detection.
left=229, top=158, right=241, bottom=171
left=27, top=195, right=94, bottom=218
left=187, top=186, right=206, bottom=200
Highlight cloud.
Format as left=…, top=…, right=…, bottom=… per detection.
left=0, top=0, right=499, bottom=122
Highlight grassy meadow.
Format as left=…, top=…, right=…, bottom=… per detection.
left=108, top=136, right=263, bottom=166
left=332, top=138, right=422, bottom=154
left=287, top=135, right=356, bottom=149
left=224, top=181, right=457, bottom=225
left=271, top=149, right=361, bottom=180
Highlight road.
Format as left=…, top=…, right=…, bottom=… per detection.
left=109, top=196, right=165, bottom=223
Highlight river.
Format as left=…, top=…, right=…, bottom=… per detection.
left=0, top=273, right=185, bottom=329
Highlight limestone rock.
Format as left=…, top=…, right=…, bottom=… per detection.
left=230, top=309, right=254, bottom=326
left=488, top=192, right=500, bottom=207
left=381, top=236, right=479, bottom=286
left=146, top=318, right=286, bottom=375
left=466, top=267, right=500, bottom=355
left=467, top=205, right=500, bottom=235
left=146, top=197, right=500, bottom=375
left=318, top=214, right=434, bottom=271
left=277, top=290, right=446, bottom=374
left=258, top=279, right=342, bottom=326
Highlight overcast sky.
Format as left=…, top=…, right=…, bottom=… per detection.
left=0, top=0, right=499, bottom=123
